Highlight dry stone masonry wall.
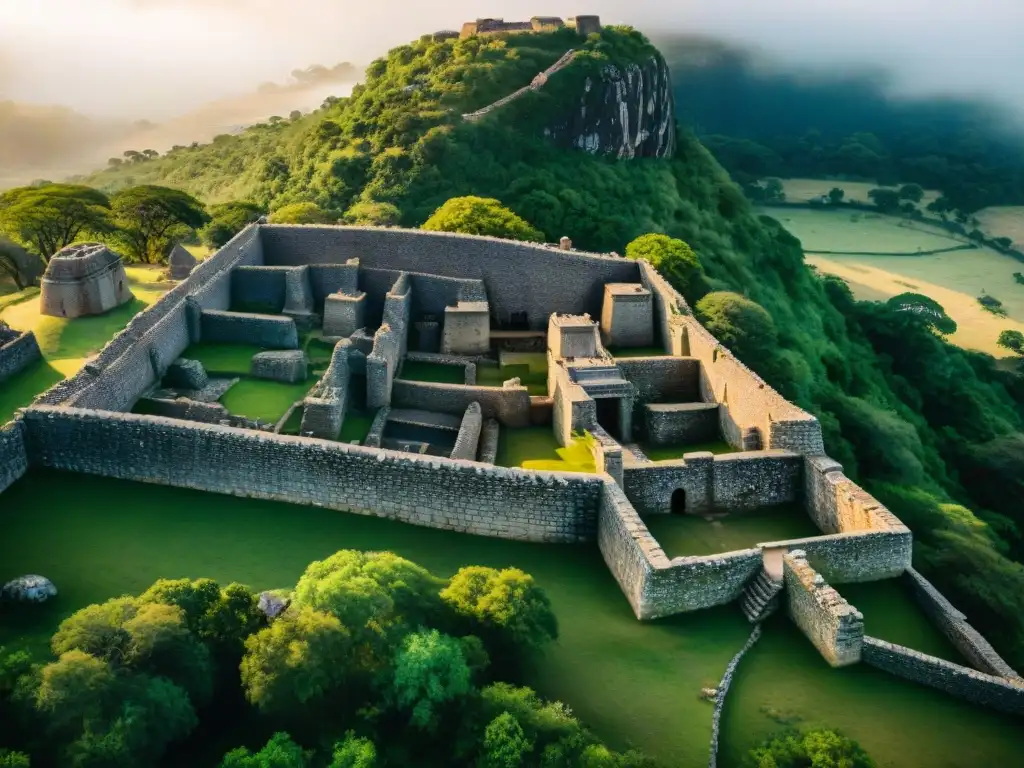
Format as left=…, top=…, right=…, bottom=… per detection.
left=0, top=417, right=27, bottom=494
left=783, top=551, right=864, bottom=667
left=450, top=402, right=483, bottom=460
left=0, top=330, right=41, bottom=385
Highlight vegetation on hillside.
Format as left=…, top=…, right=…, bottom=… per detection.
left=745, top=728, right=874, bottom=768
left=0, top=553, right=650, bottom=767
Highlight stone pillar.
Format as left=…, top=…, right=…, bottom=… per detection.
left=323, top=292, right=366, bottom=338
left=680, top=451, right=714, bottom=513
left=559, top=236, right=572, bottom=250
left=619, top=395, right=634, bottom=443
left=442, top=302, right=490, bottom=355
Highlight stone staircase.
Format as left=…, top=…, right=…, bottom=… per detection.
left=462, top=49, right=577, bottom=122
left=739, top=569, right=783, bottom=624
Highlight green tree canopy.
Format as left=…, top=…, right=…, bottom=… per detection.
left=0, top=750, right=29, bottom=768
left=328, top=732, right=377, bottom=768
left=745, top=728, right=875, bottom=768
left=625, top=233, right=707, bottom=301
left=240, top=606, right=350, bottom=714
left=997, top=329, right=1024, bottom=356
left=886, top=293, right=958, bottom=335
left=343, top=201, right=402, bottom=227
left=440, top=566, right=557, bottom=663
left=110, top=185, right=209, bottom=264
left=480, top=712, right=533, bottom=768
left=0, top=184, right=112, bottom=260
left=200, top=201, right=265, bottom=248
left=388, top=629, right=472, bottom=730
left=867, top=187, right=902, bottom=213
left=268, top=202, right=336, bottom=225
left=421, top=197, right=544, bottom=242
left=828, top=187, right=845, bottom=204
left=221, top=732, right=310, bottom=768
left=0, top=237, right=43, bottom=290
left=899, top=183, right=925, bottom=202
left=694, top=292, right=779, bottom=371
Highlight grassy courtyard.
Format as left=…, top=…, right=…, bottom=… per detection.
left=495, top=427, right=597, bottom=473
left=644, top=506, right=822, bottom=558
left=399, top=359, right=466, bottom=384
left=0, top=472, right=1020, bottom=767
left=219, top=378, right=312, bottom=424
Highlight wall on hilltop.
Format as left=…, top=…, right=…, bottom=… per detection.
left=22, top=407, right=603, bottom=543
left=259, top=226, right=638, bottom=330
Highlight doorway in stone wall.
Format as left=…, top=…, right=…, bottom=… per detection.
left=670, top=488, right=687, bottom=515
left=595, top=397, right=621, bottom=441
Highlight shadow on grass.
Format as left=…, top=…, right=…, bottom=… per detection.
left=0, top=359, right=64, bottom=424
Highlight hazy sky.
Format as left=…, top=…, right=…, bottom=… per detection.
left=1, top=0, right=1022, bottom=119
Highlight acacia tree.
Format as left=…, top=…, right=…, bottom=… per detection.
left=0, top=184, right=112, bottom=260
left=887, top=293, right=958, bottom=335
left=111, top=185, right=208, bottom=264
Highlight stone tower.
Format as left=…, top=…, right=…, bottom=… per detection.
left=168, top=243, right=198, bottom=280
left=39, top=243, right=134, bottom=319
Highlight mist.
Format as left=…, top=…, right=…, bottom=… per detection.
left=1, top=0, right=1022, bottom=121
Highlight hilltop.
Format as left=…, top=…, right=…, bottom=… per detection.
left=40, top=25, right=1024, bottom=671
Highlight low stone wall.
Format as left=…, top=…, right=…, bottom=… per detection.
left=597, top=480, right=762, bottom=619
left=588, top=425, right=623, bottom=485
left=364, top=406, right=389, bottom=448
left=450, top=402, right=483, bottom=460
left=862, top=638, right=1024, bottom=715
left=300, top=341, right=350, bottom=440
left=616, top=356, right=700, bottom=404
left=231, top=266, right=288, bottom=312
left=643, top=402, right=719, bottom=446
left=784, top=550, right=863, bottom=666
left=622, top=450, right=803, bottom=514
left=391, top=380, right=531, bottom=427
left=0, top=417, right=28, bottom=494
left=479, top=419, right=499, bottom=464
left=200, top=310, right=298, bottom=349
left=22, top=406, right=604, bottom=543
left=366, top=274, right=411, bottom=408
left=761, top=529, right=912, bottom=583
left=904, top=568, right=1021, bottom=679
left=709, top=625, right=762, bottom=768
left=804, top=456, right=909, bottom=536
left=0, top=331, right=41, bottom=385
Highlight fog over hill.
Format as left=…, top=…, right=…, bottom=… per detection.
left=0, top=0, right=1021, bottom=188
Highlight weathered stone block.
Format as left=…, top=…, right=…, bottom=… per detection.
left=164, top=358, right=209, bottom=390
left=252, top=350, right=308, bottom=383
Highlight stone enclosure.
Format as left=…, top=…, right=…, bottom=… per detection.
left=0, top=224, right=1020, bottom=716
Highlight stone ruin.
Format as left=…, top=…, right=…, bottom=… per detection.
left=39, top=242, right=134, bottom=319
left=460, top=15, right=601, bottom=39
left=168, top=243, right=198, bottom=280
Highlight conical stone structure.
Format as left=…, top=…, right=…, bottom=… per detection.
left=168, top=243, right=198, bottom=280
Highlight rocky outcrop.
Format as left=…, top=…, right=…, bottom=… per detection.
left=545, top=53, right=676, bottom=159
left=2, top=574, right=57, bottom=603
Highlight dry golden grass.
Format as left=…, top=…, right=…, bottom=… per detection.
left=975, top=206, right=1024, bottom=249
left=780, top=178, right=941, bottom=208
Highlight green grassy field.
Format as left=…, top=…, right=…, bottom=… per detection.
left=766, top=208, right=1024, bottom=358
left=495, top=427, right=596, bottom=473
left=219, top=378, right=312, bottom=424
left=183, top=342, right=265, bottom=375
left=644, top=507, right=821, bottom=558
left=1, top=471, right=1020, bottom=767
left=779, top=178, right=942, bottom=209
left=399, top=360, right=466, bottom=384
left=768, top=208, right=966, bottom=254
left=477, top=362, right=548, bottom=396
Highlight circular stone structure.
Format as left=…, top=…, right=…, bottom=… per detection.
left=40, top=242, right=134, bottom=319
left=1, top=574, right=57, bottom=603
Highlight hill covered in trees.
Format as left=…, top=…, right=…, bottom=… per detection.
left=656, top=34, right=1024, bottom=214
left=58, top=25, right=1024, bottom=671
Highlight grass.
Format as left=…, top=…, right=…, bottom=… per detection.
left=219, top=378, right=312, bottom=424
left=399, top=360, right=466, bottom=384
left=338, top=411, right=375, bottom=444
left=974, top=206, right=1024, bottom=250
left=609, top=346, right=667, bottom=358
left=767, top=207, right=965, bottom=254
left=0, top=286, right=39, bottom=312
left=643, top=506, right=822, bottom=558
left=183, top=342, right=265, bottom=375
left=496, top=427, right=596, bottom=473
left=641, top=439, right=736, bottom=461
left=838, top=579, right=966, bottom=664
left=477, top=362, right=548, bottom=396
left=1, top=471, right=1021, bottom=768
left=0, top=359, right=65, bottom=424
left=779, top=178, right=941, bottom=209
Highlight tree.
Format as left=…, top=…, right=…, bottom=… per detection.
left=107, top=158, right=123, bottom=168
left=110, top=185, right=209, bottom=264
left=221, top=732, right=310, bottom=768
left=267, top=203, right=336, bottom=225
left=898, top=183, right=925, bottom=203
left=328, top=733, right=377, bottom=768
left=440, top=567, right=558, bottom=661
left=343, top=201, right=402, bottom=227
left=625, top=234, right=707, bottom=302
left=0, top=750, right=29, bottom=768
left=828, top=187, right=845, bottom=205
left=998, top=330, right=1024, bottom=356
left=34, top=651, right=118, bottom=738
left=199, top=202, right=265, bottom=248
left=421, top=197, right=543, bottom=242
left=0, top=237, right=43, bottom=290
left=240, top=606, right=350, bottom=714
left=480, top=712, right=533, bottom=768
left=867, top=188, right=901, bottom=213
left=886, top=293, right=958, bottom=335
left=388, top=630, right=471, bottom=730
left=695, top=292, right=779, bottom=371
left=0, top=184, right=112, bottom=260
left=745, top=728, right=875, bottom=768
left=762, top=177, right=785, bottom=202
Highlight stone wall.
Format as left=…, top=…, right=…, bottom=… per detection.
left=643, top=403, right=719, bottom=446
left=904, top=567, right=1021, bottom=679
left=709, top=625, right=762, bottom=768
left=366, top=274, right=411, bottom=408
left=200, top=310, right=299, bottom=349
left=616, top=356, right=700, bottom=404
left=0, top=417, right=27, bottom=494
left=761, top=530, right=912, bottom=584
left=450, top=402, right=483, bottom=460
left=391, top=380, right=531, bottom=427
left=804, top=456, right=908, bottom=535
left=0, top=331, right=41, bottom=385
left=862, top=638, right=1024, bottom=715
left=22, top=406, right=604, bottom=543
left=588, top=425, right=623, bottom=485
left=309, top=262, right=360, bottom=305
left=259, top=226, right=639, bottom=329
left=784, top=550, right=864, bottom=666
left=33, top=226, right=263, bottom=411
left=480, top=419, right=500, bottom=464
left=622, top=451, right=803, bottom=514
left=300, top=341, right=350, bottom=440
left=231, top=266, right=289, bottom=311
left=597, top=480, right=762, bottom=619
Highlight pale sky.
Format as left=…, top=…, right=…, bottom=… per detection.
left=1, top=0, right=1022, bottom=119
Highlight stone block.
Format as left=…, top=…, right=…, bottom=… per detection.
left=252, top=350, right=309, bottom=383
left=164, top=358, right=209, bottom=390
